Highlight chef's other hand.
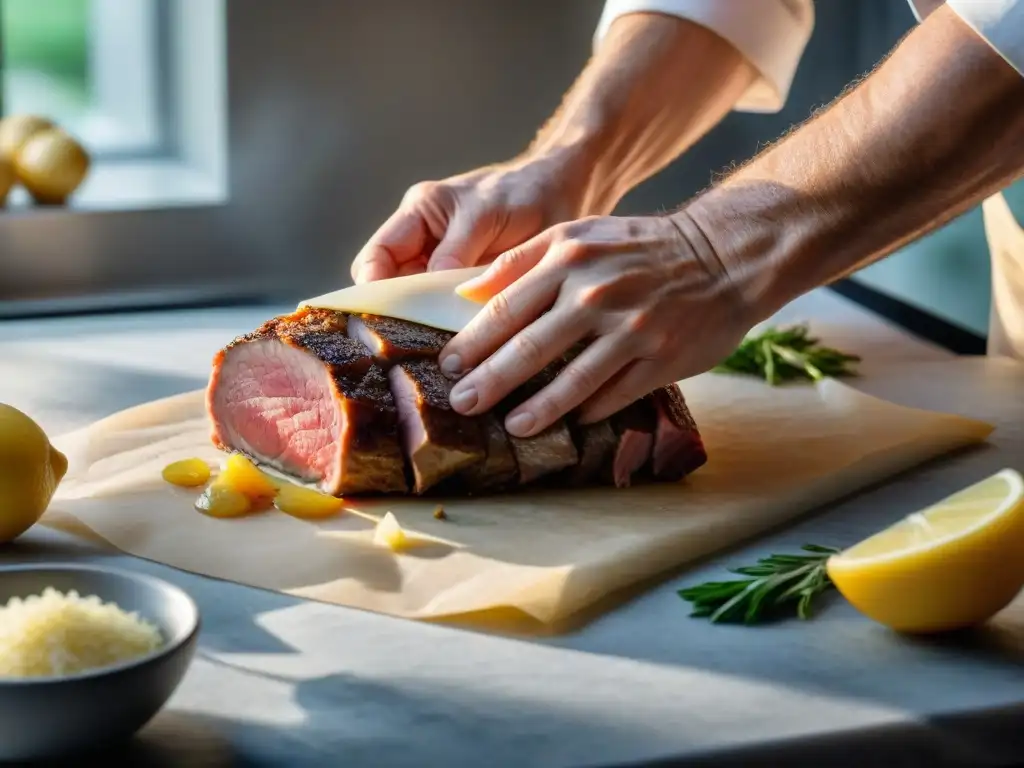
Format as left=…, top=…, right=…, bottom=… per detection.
left=350, top=157, right=589, bottom=284
left=438, top=214, right=753, bottom=437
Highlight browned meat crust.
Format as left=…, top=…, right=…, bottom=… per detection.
left=212, top=308, right=408, bottom=494
left=348, top=313, right=453, bottom=362
left=209, top=309, right=707, bottom=496
left=390, top=359, right=487, bottom=493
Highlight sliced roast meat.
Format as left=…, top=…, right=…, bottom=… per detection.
left=207, top=310, right=707, bottom=496
left=506, top=428, right=577, bottom=486
left=650, top=384, right=708, bottom=481
left=566, top=420, right=618, bottom=486
left=608, top=396, right=657, bottom=488
left=456, top=413, right=519, bottom=493
left=348, top=314, right=452, bottom=363
left=495, top=360, right=579, bottom=484
left=350, top=312, right=522, bottom=492
left=207, top=308, right=408, bottom=495
left=389, top=358, right=487, bottom=493
left=343, top=365, right=412, bottom=493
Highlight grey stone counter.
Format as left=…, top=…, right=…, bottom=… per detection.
left=1, top=291, right=1022, bottom=768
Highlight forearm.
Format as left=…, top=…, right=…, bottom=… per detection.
left=678, top=4, right=1024, bottom=324
left=525, top=13, right=757, bottom=216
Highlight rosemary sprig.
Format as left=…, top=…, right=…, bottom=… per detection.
left=678, top=544, right=841, bottom=625
left=714, top=324, right=860, bottom=385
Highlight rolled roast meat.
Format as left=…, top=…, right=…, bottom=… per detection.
left=206, top=308, right=707, bottom=496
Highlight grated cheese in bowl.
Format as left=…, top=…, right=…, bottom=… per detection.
left=0, top=587, right=164, bottom=678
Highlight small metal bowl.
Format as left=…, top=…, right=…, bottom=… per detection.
left=0, top=563, right=200, bottom=762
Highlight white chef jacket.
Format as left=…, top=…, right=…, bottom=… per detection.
left=594, top=0, right=1024, bottom=358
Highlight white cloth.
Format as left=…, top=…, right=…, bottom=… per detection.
left=947, top=0, right=1024, bottom=77
left=593, top=0, right=814, bottom=113
left=594, top=0, right=1024, bottom=113
left=594, top=0, right=1024, bottom=358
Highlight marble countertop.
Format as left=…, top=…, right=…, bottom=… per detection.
left=2, top=290, right=1023, bottom=768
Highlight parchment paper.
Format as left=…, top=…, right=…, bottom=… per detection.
left=44, top=373, right=992, bottom=630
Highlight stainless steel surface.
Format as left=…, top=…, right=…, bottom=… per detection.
left=2, top=290, right=1023, bottom=767
left=0, top=564, right=200, bottom=762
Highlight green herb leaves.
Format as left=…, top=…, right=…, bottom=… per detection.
left=679, top=326, right=856, bottom=623
left=678, top=544, right=840, bottom=624
left=714, top=324, right=860, bottom=385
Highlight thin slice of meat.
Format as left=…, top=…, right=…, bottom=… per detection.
left=349, top=314, right=494, bottom=491
left=388, top=358, right=487, bottom=494
left=456, top=413, right=519, bottom=493
left=207, top=308, right=408, bottom=495
left=498, top=360, right=579, bottom=485
left=348, top=314, right=452, bottom=363
left=506, top=428, right=578, bottom=486
left=608, top=396, right=657, bottom=488
left=650, top=383, right=708, bottom=481
left=566, top=419, right=618, bottom=487
left=344, top=365, right=412, bottom=492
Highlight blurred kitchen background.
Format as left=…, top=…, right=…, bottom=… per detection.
left=0, top=0, right=1012, bottom=352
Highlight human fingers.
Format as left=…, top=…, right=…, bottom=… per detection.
left=439, top=234, right=562, bottom=380
left=397, top=257, right=429, bottom=276
left=577, top=357, right=666, bottom=424
left=426, top=207, right=493, bottom=273
left=503, top=332, right=638, bottom=437
left=454, top=228, right=555, bottom=304
left=446, top=306, right=590, bottom=419
left=350, top=208, right=431, bottom=284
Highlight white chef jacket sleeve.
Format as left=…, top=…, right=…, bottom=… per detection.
left=593, top=0, right=815, bottom=113
left=945, top=0, right=1024, bottom=77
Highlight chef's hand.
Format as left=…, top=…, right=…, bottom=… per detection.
left=438, top=214, right=754, bottom=436
left=350, top=156, right=590, bottom=284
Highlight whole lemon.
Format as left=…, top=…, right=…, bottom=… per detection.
left=0, top=404, right=67, bottom=543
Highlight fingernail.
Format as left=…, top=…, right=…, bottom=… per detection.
left=429, top=257, right=458, bottom=273
left=505, top=411, right=536, bottom=437
left=455, top=272, right=492, bottom=301
left=456, top=275, right=483, bottom=292
left=449, top=382, right=478, bottom=412
left=440, top=354, right=463, bottom=377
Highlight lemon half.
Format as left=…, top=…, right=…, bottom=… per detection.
left=826, top=468, right=1024, bottom=634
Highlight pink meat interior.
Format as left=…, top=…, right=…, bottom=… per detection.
left=388, top=366, right=425, bottom=456
left=209, top=339, right=343, bottom=489
left=652, top=407, right=706, bottom=479
left=653, top=409, right=690, bottom=477
left=613, top=429, right=654, bottom=488
left=347, top=316, right=382, bottom=357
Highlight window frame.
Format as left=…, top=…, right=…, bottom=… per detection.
left=1, top=0, right=226, bottom=216
left=0, top=0, right=176, bottom=161
left=81, top=0, right=174, bottom=160
left=0, top=1, right=658, bottom=319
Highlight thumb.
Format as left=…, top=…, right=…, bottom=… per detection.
left=455, top=229, right=553, bottom=304
left=351, top=208, right=428, bottom=284
left=426, top=209, right=492, bottom=274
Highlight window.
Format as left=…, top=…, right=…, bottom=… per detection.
left=2, top=0, right=168, bottom=159
left=3, top=1, right=603, bottom=317
left=0, top=0, right=226, bottom=211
